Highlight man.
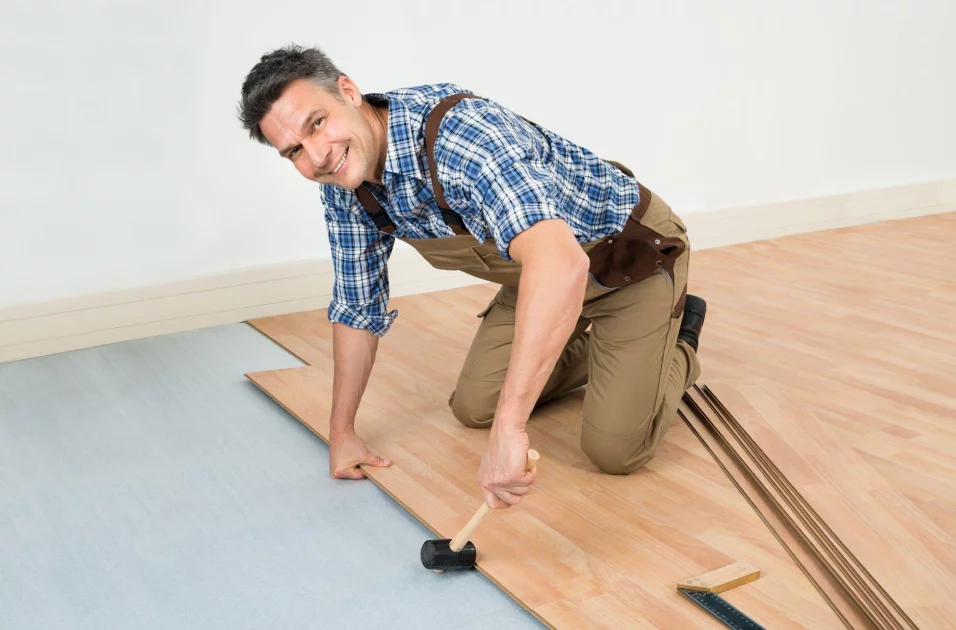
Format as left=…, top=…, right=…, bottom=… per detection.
left=238, top=45, right=706, bottom=511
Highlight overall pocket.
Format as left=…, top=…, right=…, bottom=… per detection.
left=586, top=220, right=686, bottom=290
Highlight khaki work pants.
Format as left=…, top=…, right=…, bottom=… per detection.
left=405, top=191, right=700, bottom=474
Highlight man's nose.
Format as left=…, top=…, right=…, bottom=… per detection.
left=303, top=139, right=331, bottom=173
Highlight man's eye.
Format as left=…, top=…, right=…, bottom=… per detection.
left=313, top=118, right=323, bottom=129
left=290, top=147, right=300, bottom=158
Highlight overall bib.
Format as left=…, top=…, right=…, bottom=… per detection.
left=354, top=94, right=701, bottom=474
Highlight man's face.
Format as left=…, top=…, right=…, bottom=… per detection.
left=259, top=76, right=376, bottom=189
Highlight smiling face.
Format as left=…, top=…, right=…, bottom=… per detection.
left=258, top=76, right=387, bottom=189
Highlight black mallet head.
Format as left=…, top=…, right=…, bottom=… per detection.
left=420, top=538, right=477, bottom=571
left=421, top=450, right=540, bottom=572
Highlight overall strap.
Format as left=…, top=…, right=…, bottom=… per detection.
left=354, top=186, right=396, bottom=234
left=422, top=93, right=478, bottom=234
left=424, top=93, right=479, bottom=212
left=424, top=94, right=538, bottom=209
left=352, top=93, right=478, bottom=236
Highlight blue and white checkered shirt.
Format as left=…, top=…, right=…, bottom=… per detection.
left=320, top=83, right=641, bottom=337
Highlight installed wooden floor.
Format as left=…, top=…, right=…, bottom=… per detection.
left=689, top=212, right=956, bottom=629
left=247, top=212, right=955, bottom=629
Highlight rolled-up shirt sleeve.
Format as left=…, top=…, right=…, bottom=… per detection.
left=435, top=99, right=564, bottom=262
left=323, top=192, right=398, bottom=337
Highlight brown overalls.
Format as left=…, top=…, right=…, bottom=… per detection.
left=354, top=94, right=700, bottom=474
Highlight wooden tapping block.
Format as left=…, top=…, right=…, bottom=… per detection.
left=678, top=562, right=761, bottom=594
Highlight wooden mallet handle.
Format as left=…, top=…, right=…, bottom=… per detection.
left=449, top=449, right=540, bottom=552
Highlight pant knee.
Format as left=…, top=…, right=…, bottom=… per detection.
left=585, top=447, right=649, bottom=475
left=581, top=427, right=655, bottom=475
left=448, top=385, right=496, bottom=429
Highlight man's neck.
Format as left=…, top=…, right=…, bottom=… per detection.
left=363, top=101, right=389, bottom=184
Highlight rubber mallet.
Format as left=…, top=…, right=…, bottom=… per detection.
left=420, top=449, right=539, bottom=572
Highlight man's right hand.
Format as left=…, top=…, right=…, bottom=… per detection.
left=328, top=430, right=391, bottom=480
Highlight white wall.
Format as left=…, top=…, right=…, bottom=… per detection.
left=3, top=0, right=955, bottom=308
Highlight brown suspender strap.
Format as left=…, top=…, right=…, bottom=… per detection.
left=633, top=181, right=652, bottom=222
left=424, top=93, right=479, bottom=212
left=607, top=159, right=651, bottom=222
left=354, top=185, right=396, bottom=234
left=353, top=93, right=474, bottom=236
left=424, top=93, right=538, bottom=211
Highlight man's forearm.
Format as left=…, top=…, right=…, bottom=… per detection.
left=330, top=323, right=380, bottom=436
left=495, top=255, right=590, bottom=430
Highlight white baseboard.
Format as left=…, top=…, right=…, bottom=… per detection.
left=2, top=177, right=954, bottom=363
left=683, top=177, right=956, bottom=250
left=0, top=250, right=485, bottom=364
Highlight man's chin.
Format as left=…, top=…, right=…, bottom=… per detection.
left=325, top=170, right=365, bottom=191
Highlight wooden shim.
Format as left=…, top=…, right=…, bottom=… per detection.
left=678, top=561, right=761, bottom=594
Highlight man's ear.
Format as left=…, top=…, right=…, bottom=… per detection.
left=337, top=75, right=362, bottom=106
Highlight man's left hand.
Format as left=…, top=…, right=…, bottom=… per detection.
left=478, top=422, right=536, bottom=509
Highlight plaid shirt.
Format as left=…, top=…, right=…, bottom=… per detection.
left=320, top=83, right=641, bottom=336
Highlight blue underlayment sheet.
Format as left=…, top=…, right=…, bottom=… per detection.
left=0, top=324, right=540, bottom=629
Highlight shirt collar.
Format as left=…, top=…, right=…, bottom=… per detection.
left=365, top=92, right=427, bottom=182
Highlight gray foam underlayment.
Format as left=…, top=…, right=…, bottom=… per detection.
left=0, top=324, right=541, bottom=630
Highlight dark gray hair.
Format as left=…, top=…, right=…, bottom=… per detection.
left=238, top=44, right=345, bottom=146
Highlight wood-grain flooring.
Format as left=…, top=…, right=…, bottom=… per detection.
left=684, top=211, right=956, bottom=629
left=246, top=211, right=955, bottom=629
